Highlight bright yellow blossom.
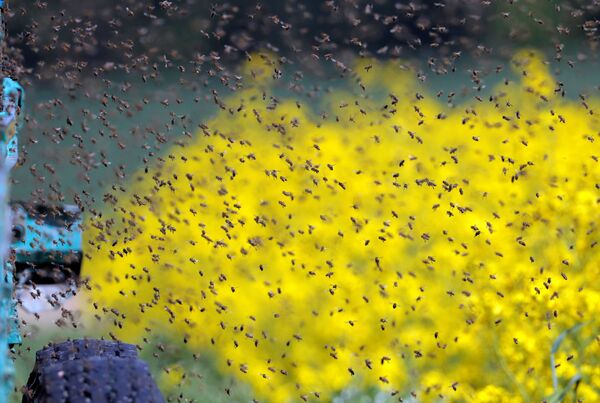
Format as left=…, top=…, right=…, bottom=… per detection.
left=83, top=51, right=600, bottom=402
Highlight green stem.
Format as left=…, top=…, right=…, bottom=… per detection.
left=492, top=333, right=531, bottom=403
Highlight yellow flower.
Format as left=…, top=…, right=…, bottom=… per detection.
left=83, top=51, right=600, bottom=402
left=472, top=385, right=519, bottom=403
left=159, top=365, right=185, bottom=392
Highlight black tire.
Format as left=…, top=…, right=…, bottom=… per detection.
left=34, top=339, right=139, bottom=368
left=30, top=357, right=164, bottom=403
left=23, top=339, right=164, bottom=403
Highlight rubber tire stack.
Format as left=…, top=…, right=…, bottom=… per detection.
left=22, top=339, right=164, bottom=403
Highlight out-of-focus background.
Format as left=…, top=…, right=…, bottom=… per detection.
left=6, top=1, right=600, bottom=402
left=8, top=1, right=600, bottom=201
left=7, top=1, right=600, bottom=201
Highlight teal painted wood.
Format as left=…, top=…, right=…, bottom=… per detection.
left=0, top=3, right=27, bottom=400
left=0, top=71, right=25, bottom=400
left=0, top=134, right=10, bottom=402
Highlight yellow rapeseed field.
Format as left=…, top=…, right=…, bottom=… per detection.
left=83, top=50, right=600, bottom=402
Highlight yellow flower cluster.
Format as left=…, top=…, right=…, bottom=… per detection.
left=83, top=50, right=600, bottom=402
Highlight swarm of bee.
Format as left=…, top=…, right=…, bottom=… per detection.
left=5, top=1, right=600, bottom=402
